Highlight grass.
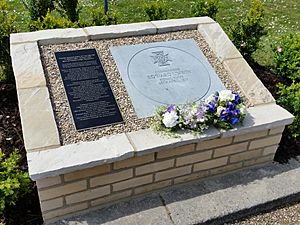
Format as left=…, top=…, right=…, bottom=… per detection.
left=7, top=0, right=300, bottom=67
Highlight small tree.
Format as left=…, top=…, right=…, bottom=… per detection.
left=21, top=0, right=55, bottom=21
left=56, top=0, right=79, bottom=23
left=0, top=0, right=16, bottom=83
left=192, top=0, right=219, bottom=21
left=229, top=0, right=266, bottom=63
left=144, top=1, right=168, bottom=21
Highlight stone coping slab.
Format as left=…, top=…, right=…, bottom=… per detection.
left=27, top=103, right=293, bottom=181
left=49, top=157, right=300, bottom=225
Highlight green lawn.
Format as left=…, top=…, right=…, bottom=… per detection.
left=9, top=0, right=300, bottom=67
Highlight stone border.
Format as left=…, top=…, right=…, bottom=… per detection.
left=10, top=17, right=293, bottom=180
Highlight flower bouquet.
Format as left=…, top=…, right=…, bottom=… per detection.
left=152, top=90, right=247, bottom=135
left=206, top=90, right=247, bottom=130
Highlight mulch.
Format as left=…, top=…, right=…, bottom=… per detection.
left=0, top=64, right=299, bottom=225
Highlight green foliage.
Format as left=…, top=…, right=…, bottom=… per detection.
left=229, top=0, right=266, bottom=63
left=91, top=8, right=118, bottom=26
left=144, top=1, right=168, bottom=21
left=273, top=33, right=300, bottom=81
left=0, top=0, right=16, bottom=83
left=55, top=0, right=79, bottom=22
left=191, top=0, right=219, bottom=21
left=30, top=11, right=77, bottom=30
left=22, top=0, right=54, bottom=21
left=277, top=82, right=300, bottom=138
left=0, top=149, right=31, bottom=213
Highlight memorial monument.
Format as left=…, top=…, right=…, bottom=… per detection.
left=10, top=17, right=293, bottom=223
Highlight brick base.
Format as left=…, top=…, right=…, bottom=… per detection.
left=36, top=126, right=284, bottom=222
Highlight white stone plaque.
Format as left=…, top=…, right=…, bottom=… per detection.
left=110, top=39, right=225, bottom=118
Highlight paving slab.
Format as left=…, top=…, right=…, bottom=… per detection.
left=49, top=158, right=300, bottom=225
left=49, top=194, right=173, bottom=225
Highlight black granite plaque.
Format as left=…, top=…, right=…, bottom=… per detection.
left=55, top=49, right=123, bottom=130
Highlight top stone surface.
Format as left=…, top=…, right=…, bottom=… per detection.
left=111, top=39, right=225, bottom=118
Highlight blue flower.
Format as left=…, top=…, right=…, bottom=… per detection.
left=231, top=117, right=239, bottom=125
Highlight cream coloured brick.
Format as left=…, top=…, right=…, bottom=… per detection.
left=135, top=159, right=174, bottom=176
left=64, top=164, right=111, bottom=182
left=39, top=180, right=87, bottom=201
left=113, top=175, right=153, bottom=192
left=263, top=145, right=278, bottom=156
left=234, top=130, right=268, bottom=143
left=176, top=150, right=212, bottom=166
left=244, top=155, right=274, bottom=167
left=91, top=190, right=132, bottom=207
left=213, top=142, right=248, bottom=158
left=196, top=137, right=233, bottom=151
left=113, top=154, right=155, bottom=170
left=249, top=135, right=282, bottom=150
left=43, top=203, right=88, bottom=221
left=157, top=144, right=195, bottom=159
left=66, top=185, right=110, bottom=205
left=269, top=126, right=285, bottom=135
left=90, top=169, right=133, bottom=188
left=210, top=162, right=243, bottom=175
left=40, top=197, right=63, bottom=212
left=174, top=170, right=210, bottom=184
left=155, top=165, right=192, bottom=181
left=230, top=149, right=262, bottom=163
left=36, top=176, right=62, bottom=189
left=194, top=157, right=228, bottom=172
left=134, top=180, right=172, bottom=195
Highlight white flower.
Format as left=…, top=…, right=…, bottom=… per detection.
left=239, top=104, right=247, bottom=115
left=217, top=106, right=226, bottom=115
left=162, top=111, right=179, bottom=128
left=219, top=90, right=235, bottom=102
left=205, top=94, right=216, bottom=103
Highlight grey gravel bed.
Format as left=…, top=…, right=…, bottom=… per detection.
left=226, top=201, right=300, bottom=225
left=40, top=30, right=249, bottom=145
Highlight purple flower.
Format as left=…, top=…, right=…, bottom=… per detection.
left=195, top=104, right=207, bottom=121
left=167, top=104, right=177, bottom=113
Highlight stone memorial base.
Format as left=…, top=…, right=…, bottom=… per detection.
left=10, top=17, right=294, bottom=224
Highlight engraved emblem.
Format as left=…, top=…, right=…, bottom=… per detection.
left=151, top=51, right=172, bottom=67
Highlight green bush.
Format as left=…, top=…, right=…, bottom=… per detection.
left=30, top=11, right=77, bottom=30
left=144, top=1, right=168, bottom=21
left=22, top=0, right=55, bottom=21
left=0, top=149, right=31, bottom=213
left=277, top=82, right=300, bottom=138
left=229, top=0, right=266, bottom=63
left=0, top=0, right=16, bottom=83
left=56, top=0, right=79, bottom=22
left=91, top=8, right=118, bottom=26
left=191, top=0, right=219, bottom=21
left=273, top=33, right=300, bottom=81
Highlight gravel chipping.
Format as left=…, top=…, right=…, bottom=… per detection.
left=225, top=201, right=300, bottom=225
left=40, top=30, right=250, bottom=145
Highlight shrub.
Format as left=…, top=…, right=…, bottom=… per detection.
left=144, top=1, right=168, bottom=21
left=30, top=11, right=76, bottom=30
left=22, top=0, right=55, bottom=21
left=273, top=33, right=300, bottom=81
left=0, top=149, right=31, bottom=213
left=191, top=0, right=219, bottom=21
left=55, top=0, right=79, bottom=22
left=91, top=8, right=118, bottom=26
left=277, top=82, right=300, bottom=139
left=229, top=0, right=266, bottom=63
left=0, top=0, right=16, bottom=83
